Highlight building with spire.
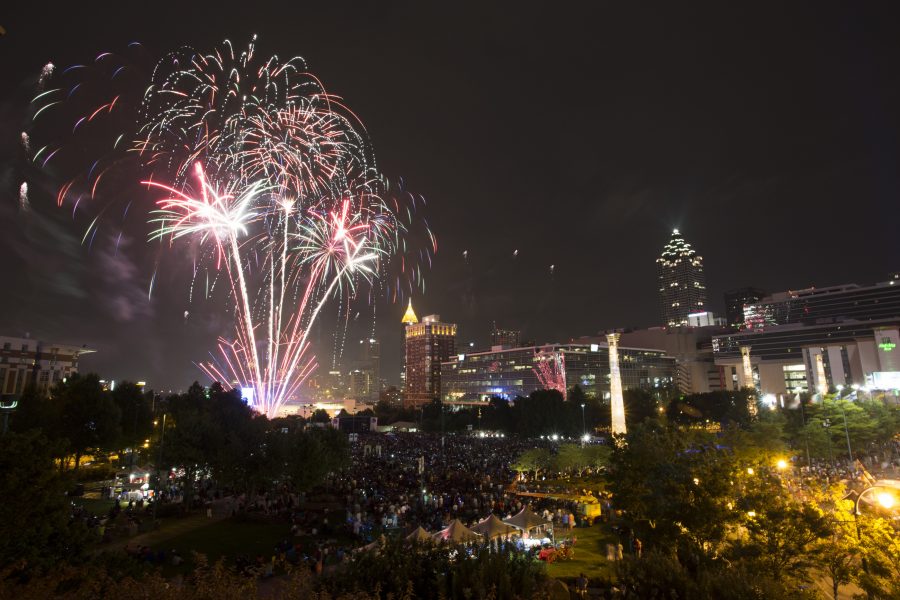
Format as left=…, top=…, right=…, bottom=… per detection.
left=400, top=300, right=418, bottom=387
left=404, top=311, right=456, bottom=409
left=656, top=229, right=707, bottom=327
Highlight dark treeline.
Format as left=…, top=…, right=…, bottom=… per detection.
left=1, top=375, right=348, bottom=572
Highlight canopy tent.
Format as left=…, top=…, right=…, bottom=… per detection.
left=405, top=526, right=433, bottom=543
left=471, top=514, right=518, bottom=540
left=503, top=506, right=548, bottom=534
left=356, top=534, right=386, bottom=554
left=432, top=519, right=482, bottom=543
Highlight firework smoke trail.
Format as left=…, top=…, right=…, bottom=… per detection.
left=32, top=37, right=435, bottom=418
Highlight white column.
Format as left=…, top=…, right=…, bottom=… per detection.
left=826, top=346, right=846, bottom=387
left=740, top=346, right=755, bottom=391
left=815, top=351, right=828, bottom=396
left=607, top=333, right=626, bottom=435
left=740, top=346, right=757, bottom=417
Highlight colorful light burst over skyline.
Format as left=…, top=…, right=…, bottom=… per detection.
left=28, top=37, right=435, bottom=416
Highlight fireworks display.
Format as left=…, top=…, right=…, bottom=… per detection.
left=29, top=37, right=433, bottom=417
left=533, top=348, right=567, bottom=399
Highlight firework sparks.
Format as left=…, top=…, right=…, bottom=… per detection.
left=38, top=62, right=54, bottom=89
left=18, top=182, right=29, bottom=212
left=30, top=37, right=434, bottom=418
left=533, top=348, right=567, bottom=399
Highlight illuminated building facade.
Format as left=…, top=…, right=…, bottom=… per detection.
left=404, top=314, right=457, bottom=408
left=723, top=287, right=766, bottom=330
left=617, top=326, right=729, bottom=395
left=714, top=321, right=900, bottom=396
left=490, top=322, right=520, bottom=348
left=0, top=335, right=94, bottom=398
left=742, top=282, right=900, bottom=331
left=656, top=229, right=707, bottom=327
left=442, top=342, right=674, bottom=404
left=715, top=278, right=900, bottom=397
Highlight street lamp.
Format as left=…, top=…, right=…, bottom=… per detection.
left=776, top=459, right=788, bottom=470
left=852, top=483, right=899, bottom=574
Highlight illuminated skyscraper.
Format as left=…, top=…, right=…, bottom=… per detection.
left=400, top=300, right=418, bottom=387
left=656, top=229, right=707, bottom=327
left=404, top=314, right=456, bottom=408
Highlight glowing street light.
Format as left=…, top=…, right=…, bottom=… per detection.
left=776, top=459, right=788, bottom=470
left=877, top=492, right=895, bottom=510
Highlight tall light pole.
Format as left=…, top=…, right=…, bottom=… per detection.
left=581, top=403, right=586, bottom=446
left=835, top=385, right=854, bottom=463
left=152, top=413, right=167, bottom=523
left=795, top=387, right=812, bottom=467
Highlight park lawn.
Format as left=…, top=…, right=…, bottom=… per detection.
left=545, top=523, right=616, bottom=581
left=76, top=498, right=116, bottom=516
left=162, top=518, right=289, bottom=572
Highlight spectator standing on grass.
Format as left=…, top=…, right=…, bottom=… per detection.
left=576, top=573, right=588, bottom=598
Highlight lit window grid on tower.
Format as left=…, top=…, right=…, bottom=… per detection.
left=656, top=231, right=707, bottom=327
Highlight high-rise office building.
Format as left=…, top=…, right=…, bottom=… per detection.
left=723, top=287, right=766, bottom=330
left=490, top=322, right=520, bottom=348
left=357, top=338, right=380, bottom=400
left=656, top=229, right=707, bottom=327
left=404, top=314, right=456, bottom=408
left=400, top=300, right=418, bottom=387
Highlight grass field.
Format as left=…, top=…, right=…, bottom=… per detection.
left=164, top=518, right=289, bottom=562
left=545, top=523, right=617, bottom=581
left=76, top=498, right=117, bottom=516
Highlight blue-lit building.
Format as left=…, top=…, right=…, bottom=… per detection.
left=441, top=342, right=675, bottom=405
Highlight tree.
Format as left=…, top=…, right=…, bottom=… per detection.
left=667, top=390, right=756, bottom=427
left=816, top=493, right=860, bottom=600
left=855, top=512, right=900, bottom=599
left=608, top=424, right=741, bottom=558
left=732, top=472, right=831, bottom=583
left=511, top=389, right=579, bottom=437
left=54, top=374, right=121, bottom=469
left=623, top=388, right=659, bottom=426
left=111, top=382, right=154, bottom=465
left=512, top=448, right=552, bottom=480
left=282, top=427, right=350, bottom=491
left=798, top=397, right=880, bottom=460
left=0, top=431, right=90, bottom=570
left=310, top=408, right=332, bottom=423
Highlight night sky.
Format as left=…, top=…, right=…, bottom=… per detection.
left=1, top=2, right=899, bottom=389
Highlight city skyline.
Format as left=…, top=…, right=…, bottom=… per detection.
left=2, top=3, right=900, bottom=390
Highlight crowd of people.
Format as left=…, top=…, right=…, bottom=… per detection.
left=322, top=433, right=564, bottom=538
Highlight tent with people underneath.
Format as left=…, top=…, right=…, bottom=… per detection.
left=405, top=525, right=433, bottom=544
left=503, top=506, right=549, bottom=537
left=432, top=519, right=482, bottom=543
left=471, top=513, right=518, bottom=540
